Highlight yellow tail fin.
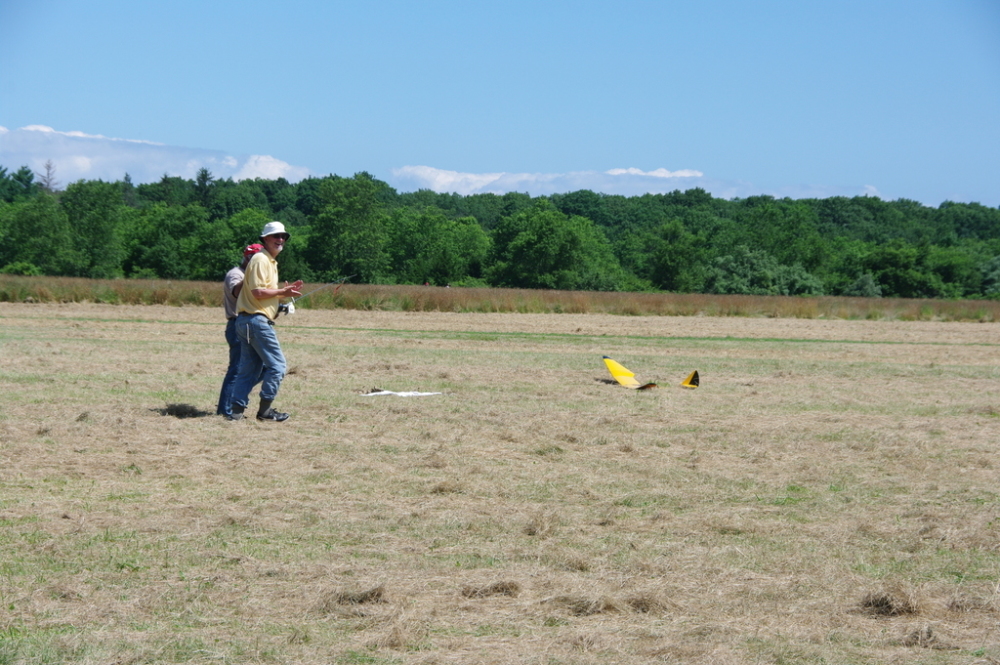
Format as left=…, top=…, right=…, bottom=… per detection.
left=681, top=370, right=700, bottom=389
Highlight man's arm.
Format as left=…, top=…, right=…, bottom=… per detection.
left=250, top=280, right=304, bottom=300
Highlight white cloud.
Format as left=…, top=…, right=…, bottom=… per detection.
left=0, top=125, right=311, bottom=185
left=392, top=165, right=706, bottom=196
left=0, top=125, right=882, bottom=201
left=390, top=165, right=713, bottom=197
left=234, top=155, right=311, bottom=182
left=605, top=167, right=704, bottom=178
left=19, top=125, right=162, bottom=145
left=389, top=165, right=879, bottom=200
left=391, top=165, right=505, bottom=195
left=68, top=155, right=93, bottom=172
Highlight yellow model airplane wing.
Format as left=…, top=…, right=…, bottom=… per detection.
left=603, top=356, right=657, bottom=390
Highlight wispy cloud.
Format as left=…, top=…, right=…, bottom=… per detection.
left=389, top=165, right=881, bottom=201
left=0, top=125, right=311, bottom=184
left=0, top=125, right=882, bottom=201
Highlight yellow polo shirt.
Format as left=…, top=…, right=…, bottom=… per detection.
left=236, top=251, right=280, bottom=320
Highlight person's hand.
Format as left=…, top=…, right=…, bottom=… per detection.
left=284, top=280, right=304, bottom=298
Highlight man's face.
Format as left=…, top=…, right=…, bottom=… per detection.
left=262, top=233, right=288, bottom=257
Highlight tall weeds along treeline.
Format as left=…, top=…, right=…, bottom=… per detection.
left=3, top=274, right=1000, bottom=321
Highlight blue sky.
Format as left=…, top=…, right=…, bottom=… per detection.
left=1, top=0, right=998, bottom=206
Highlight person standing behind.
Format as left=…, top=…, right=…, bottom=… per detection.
left=216, top=243, right=263, bottom=417
left=227, top=222, right=303, bottom=421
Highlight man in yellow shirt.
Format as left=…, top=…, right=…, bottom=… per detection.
left=227, top=222, right=303, bottom=421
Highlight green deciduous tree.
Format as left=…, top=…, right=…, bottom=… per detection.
left=185, top=208, right=277, bottom=281
left=843, top=273, right=882, bottom=297
left=922, top=243, right=984, bottom=298
left=703, top=245, right=824, bottom=296
left=980, top=256, right=1000, bottom=297
left=208, top=178, right=271, bottom=220
left=61, top=180, right=129, bottom=278
left=858, top=240, right=938, bottom=298
left=307, top=173, right=393, bottom=282
left=386, top=207, right=490, bottom=285
left=487, top=201, right=629, bottom=291
left=136, top=174, right=194, bottom=206
left=0, top=193, right=82, bottom=275
left=647, top=219, right=705, bottom=292
left=936, top=201, right=1000, bottom=241
left=121, top=203, right=211, bottom=279
left=735, top=198, right=825, bottom=272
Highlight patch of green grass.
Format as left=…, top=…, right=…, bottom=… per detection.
left=103, top=490, right=148, bottom=502
left=0, top=515, right=39, bottom=528
left=336, top=650, right=402, bottom=664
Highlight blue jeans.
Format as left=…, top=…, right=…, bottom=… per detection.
left=230, top=313, right=287, bottom=409
left=216, top=318, right=241, bottom=415
left=217, top=318, right=264, bottom=415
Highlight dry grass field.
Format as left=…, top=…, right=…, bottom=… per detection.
left=2, top=302, right=1000, bottom=664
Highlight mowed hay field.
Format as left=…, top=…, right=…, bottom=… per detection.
left=2, top=303, right=1000, bottom=665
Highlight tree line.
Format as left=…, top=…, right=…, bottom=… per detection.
left=2, top=164, right=1000, bottom=299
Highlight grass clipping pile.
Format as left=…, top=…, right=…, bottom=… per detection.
left=1, top=303, right=1000, bottom=664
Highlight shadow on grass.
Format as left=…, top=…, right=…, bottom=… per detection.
left=155, top=403, right=215, bottom=418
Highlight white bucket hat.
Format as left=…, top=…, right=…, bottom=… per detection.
left=260, top=221, right=289, bottom=239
